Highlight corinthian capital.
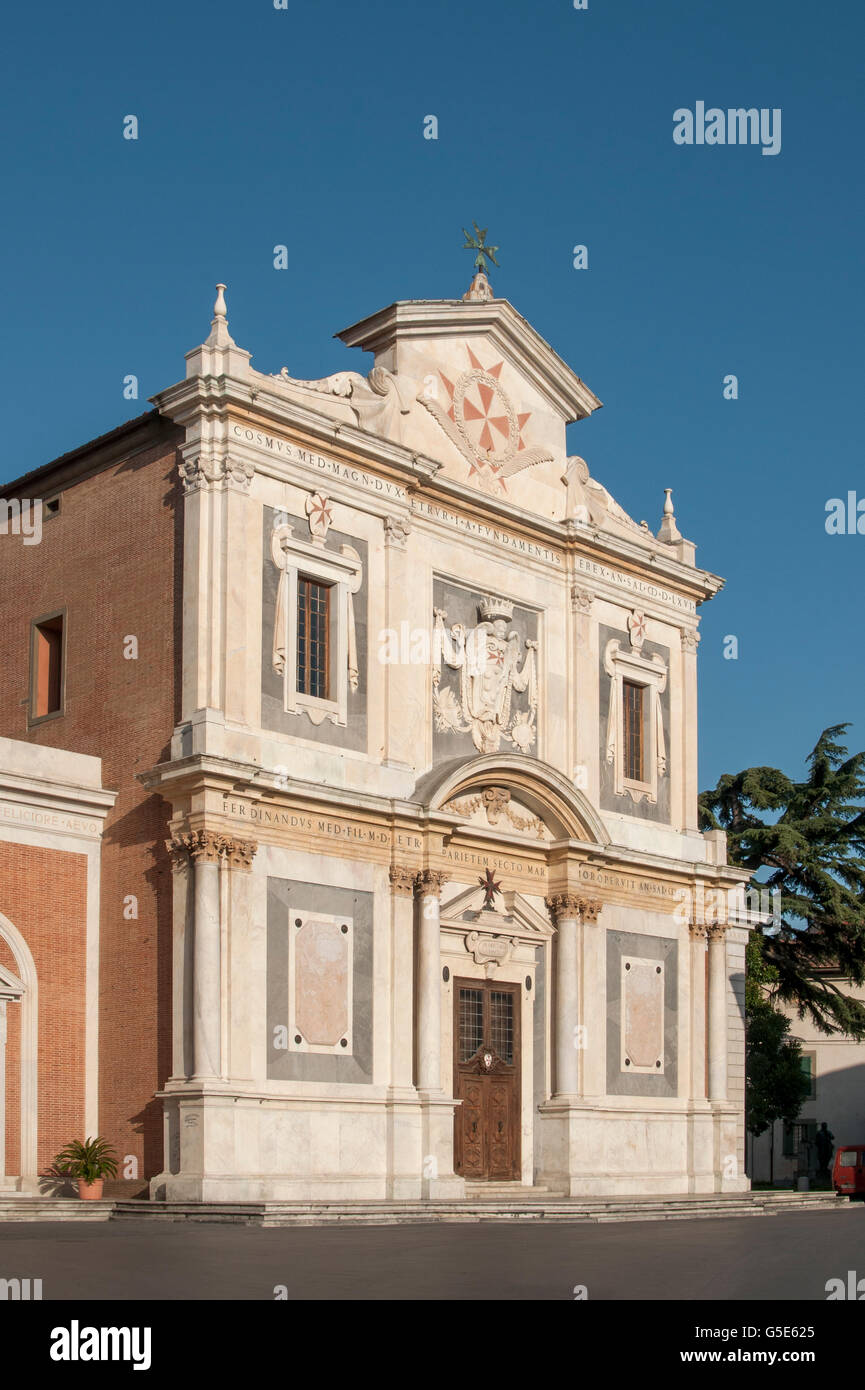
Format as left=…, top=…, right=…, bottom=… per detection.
left=578, top=897, right=603, bottom=923
left=389, top=865, right=416, bottom=896
left=384, top=514, right=411, bottom=548
left=178, top=455, right=254, bottom=494
left=545, top=893, right=583, bottom=925
left=570, top=585, right=594, bottom=615
left=165, top=830, right=257, bottom=869
left=219, top=837, right=258, bottom=870
left=414, top=869, right=449, bottom=898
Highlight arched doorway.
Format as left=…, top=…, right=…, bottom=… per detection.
left=0, top=915, right=38, bottom=1185
left=418, top=754, right=610, bottom=1185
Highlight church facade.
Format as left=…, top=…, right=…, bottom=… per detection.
left=0, top=273, right=751, bottom=1201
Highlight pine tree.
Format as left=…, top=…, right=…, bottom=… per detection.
left=700, top=725, right=865, bottom=1038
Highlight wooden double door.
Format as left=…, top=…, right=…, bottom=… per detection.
left=453, top=979, right=520, bottom=1180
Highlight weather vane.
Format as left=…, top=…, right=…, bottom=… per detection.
left=479, top=866, right=503, bottom=910
left=462, top=222, right=500, bottom=276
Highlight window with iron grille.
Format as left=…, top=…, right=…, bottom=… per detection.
left=458, top=988, right=484, bottom=1062
left=490, top=991, right=514, bottom=1064
left=623, top=680, right=644, bottom=782
left=297, top=577, right=330, bottom=699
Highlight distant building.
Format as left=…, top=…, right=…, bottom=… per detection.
left=749, top=971, right=865, bottom=1184
left=0, top=273, right=751, bottom=1201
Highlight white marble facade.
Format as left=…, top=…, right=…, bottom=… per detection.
left=146, top=277, right=751, bottom=1201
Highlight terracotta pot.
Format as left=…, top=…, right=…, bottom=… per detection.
left=77, top=1178, right=104, bottom=1200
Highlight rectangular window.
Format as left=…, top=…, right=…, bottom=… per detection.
left=622, top=680, right=644, bottom=782
left=800, top=1052, right=816, bottom=1099
left=31, top=612, right=64, bottom=720
left=297, top=577, right=330, bottom=699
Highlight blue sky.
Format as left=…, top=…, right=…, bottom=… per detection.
left=1, top=0, right=861, bottom=791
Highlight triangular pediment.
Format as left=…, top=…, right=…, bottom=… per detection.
left=440, top=884, right=552, bottom=940
left=336, top=298, right=601, bottom=518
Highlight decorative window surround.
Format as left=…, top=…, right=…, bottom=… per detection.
left=270, top=520, right=363, bottom=727
left=604, top=637, right=667, bottom=804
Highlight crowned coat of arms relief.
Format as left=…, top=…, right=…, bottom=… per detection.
left=432, top=596, right=538, bottom=755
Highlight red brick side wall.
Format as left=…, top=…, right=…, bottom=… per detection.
left=0, top=843, right=87, bottom=1174
left=0, top=422, right=182, bottom=1179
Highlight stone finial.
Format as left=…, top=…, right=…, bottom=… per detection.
left=463, top=270, right=494, bottom=302
left=657, top=487, right=683, bottom=544
left=204, top=282, right=235, bottom=350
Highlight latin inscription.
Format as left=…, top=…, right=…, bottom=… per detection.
left=231, top=424, right=406, bottom=499
left=0, top=802, right=100, bottom=837
left=412, top=499, right=563, bottom=566
left=577, top=865, right=679, bottom=898
left=223, top=801, right=421, bottom=849
left=575, top=556, right=697, bottom=613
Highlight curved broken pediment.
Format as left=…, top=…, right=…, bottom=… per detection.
left=420, top=753, right=610, bottom=847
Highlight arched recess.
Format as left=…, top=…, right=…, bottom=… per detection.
left=419, top=753, right=611, bottom=846
left=0, top=913, right=38, bottom=1178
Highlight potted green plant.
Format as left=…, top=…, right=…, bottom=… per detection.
left=53, top=1136, right=118, bottom=1200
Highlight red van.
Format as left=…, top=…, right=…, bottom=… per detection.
left=832, top=1145, right=865, bottom=1195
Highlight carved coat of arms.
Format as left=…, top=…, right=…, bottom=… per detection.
left=418, top=346, right=553, bottom=491
left=432, top=596, right=538, bottom=754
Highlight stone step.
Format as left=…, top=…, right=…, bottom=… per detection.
left=0, top=1190, right=851, bottom=1227
left=0, top=1198, right=114, bottom=1222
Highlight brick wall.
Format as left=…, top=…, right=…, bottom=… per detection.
left=0, top=842, right=88, bottom=1173
left=0, top=417, right=183, bottom=1179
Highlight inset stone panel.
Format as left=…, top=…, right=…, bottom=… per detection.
left=289, top=911, right=353, bottom=1055
left=606, top=929, right=677, bottom=1099
left=621, top=956, right=664, bottom=1074
left=267, top=876, right=373, bottom=1084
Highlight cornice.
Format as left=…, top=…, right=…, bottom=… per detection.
left=335, top=298, right=603, bottom=422
left=140, top=752, right=747, bottom=887
left=0, top=772, right=118, bottom=820
left=155, top=375, right=723, bottom=607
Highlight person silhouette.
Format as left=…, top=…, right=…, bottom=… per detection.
left=815, top=1122, right=835, bottom=1177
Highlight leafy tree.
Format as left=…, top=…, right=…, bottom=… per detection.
left=700, top=725, right=865, bottom=1038
left=744, top=934, right=810, bottom=1139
